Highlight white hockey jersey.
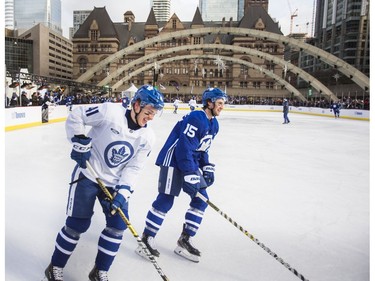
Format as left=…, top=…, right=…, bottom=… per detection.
left=65, top=103, right=155, bottom=190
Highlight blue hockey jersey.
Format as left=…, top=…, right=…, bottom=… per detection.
left=156, top=110, right=218, bottom=174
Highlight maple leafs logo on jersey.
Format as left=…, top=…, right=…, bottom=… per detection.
left=104, top=141, right=134, bottom=168
left=197, top=135, right=213, bottom=152
left=110, top=146, right=129, bottom=164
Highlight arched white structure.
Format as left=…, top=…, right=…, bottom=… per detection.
left=98, top=44, right=336, bottom=101
left=76, top=27, right=369, bottom=92
left=110, top=54, right=308, bottom=101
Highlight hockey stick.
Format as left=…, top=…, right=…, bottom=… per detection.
left=85, top=161, right=170, bottom=281
left=195, top=192, right=309, bottom=281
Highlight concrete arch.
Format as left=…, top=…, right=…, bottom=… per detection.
left=111, top=54, right=307, bottom=102
left=76, top=27, right=369, bottom=91
left=98, top=44, right=337, bottom=101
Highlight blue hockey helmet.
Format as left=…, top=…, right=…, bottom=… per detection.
left=132, top=85, right=164, bottom=110
left=202, top=87, right=227, bottom=107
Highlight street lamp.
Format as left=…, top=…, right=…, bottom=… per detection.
left=333, top=73, right=341, bottom=99
left=153, top=62, right=160, bottom=87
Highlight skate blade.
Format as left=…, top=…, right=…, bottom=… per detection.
left=135, top=246, right=158, bottom=261
left=174, top=245, right=200, bottom=263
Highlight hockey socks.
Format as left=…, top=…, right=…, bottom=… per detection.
left=95, top=227, right=123, bottom=271
left=51, top=226, right=80, bottom=268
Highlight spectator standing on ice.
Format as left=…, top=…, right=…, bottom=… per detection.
left=282, top=98, right=290, bottom=124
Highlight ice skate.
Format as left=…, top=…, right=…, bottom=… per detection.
left=88, top=265, right=109, bottom=281
left=174, top=232, right=200, bottom=263
left=135, top=233, right=160, bottom=260
left=44, top=263, right=64, bottom=281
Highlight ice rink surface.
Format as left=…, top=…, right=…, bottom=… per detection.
left=5, top=109, right=370, bottom=281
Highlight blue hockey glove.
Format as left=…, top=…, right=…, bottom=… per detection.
left=183, top=173, right=201, bottom=198
left=202, top=164, right=215, bottom=187
left=102, top=185, right=132, bottom=215
left=70, top=135, right=92, bottom=168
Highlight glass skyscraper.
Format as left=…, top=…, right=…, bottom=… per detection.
left=199, top=0, right=238, bottom=21
left=14, top=0, right=62, bottom=34
left=314, top=0, right=369, bottom=75
left=237, top=0, right=245, bottom=20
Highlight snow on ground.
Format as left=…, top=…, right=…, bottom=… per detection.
left=5, top=109, right=369, bottom=281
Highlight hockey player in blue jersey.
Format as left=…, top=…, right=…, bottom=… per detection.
left=65, top=95, right=73, bottom=111
left=282, top=98, right=290, bottom=124
left=136, top=87, right=227, bottom=263
left=44, top=85, right=164, bottom=281
left=330, top=101, right=341, bottom=118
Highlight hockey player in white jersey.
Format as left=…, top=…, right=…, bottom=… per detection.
left=44, top=85, right=164, bottom=281
left=188, top=96, right=197, bottom=111
left=136, top=88, right=227, bottom=263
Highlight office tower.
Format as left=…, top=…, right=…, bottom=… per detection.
left=17, top=23, right=73, bottom=78
left=244, top=0, right=268, bottom=12
left=199, top=0, right=238, bottom=21
left=70, top=10, right=92, bottom=39
left=5, top=0, right=15, bottom=29
left=239, top=0, right=269, bottom=20
left=314, top=0, right=369, bottom=75
left=14, top=0, right=62, bottom=35
left=150, top=0, right=171, bottom=22
left=237, top=0, right=245, bottom=20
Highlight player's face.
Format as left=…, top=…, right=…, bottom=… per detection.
left=212, top=98, right=225, bottom=116
left=137, top=104, right=158, bottom=126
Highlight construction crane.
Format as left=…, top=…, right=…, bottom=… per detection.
left=287, top=0, right=298, bottom=34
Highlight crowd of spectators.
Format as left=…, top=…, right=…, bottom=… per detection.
left=6, top=89, right=369, bottom=111
left=5, top=90, right=120, bottom=108
left=224, top=95, right=370, bottom=110
left=163, top=94, right=370, bottom=110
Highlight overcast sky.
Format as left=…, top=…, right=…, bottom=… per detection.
left=61, top=0, right=316, bottom=38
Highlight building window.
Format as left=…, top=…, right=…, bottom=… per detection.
left=240, top=81, right=248, bottom=88
left=79, top=57, right=87, bottom=73
left=266, top=82, right=274, bottom=89
left=193, top=37, right=201, bottom=45
left=266, top=63, right=275, bottom=71
left=90, top=30, right=98, bottom=41
left=253, top=81, right=261, bottom=88
left=240, top=65, right=248, bottom=75
left=91, top=44, right=98, bottom=52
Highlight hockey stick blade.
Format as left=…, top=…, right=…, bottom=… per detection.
left=195, top=192, right=309, bottom=281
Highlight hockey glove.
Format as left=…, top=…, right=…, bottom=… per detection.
left=102, top=185, right=132, bottom=215
left=202, top=164, right=215, bottom=187
left=183, top=173, right=201, bottom=198
left=70, top=135, right=92, bottom=168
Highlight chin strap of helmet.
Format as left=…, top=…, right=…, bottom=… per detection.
left=132, top=102, right=143, bottom=126
left=208, top=101, right=217, bottom=117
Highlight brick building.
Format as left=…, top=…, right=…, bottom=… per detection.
left=72, top=5, right=286, bottom=98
